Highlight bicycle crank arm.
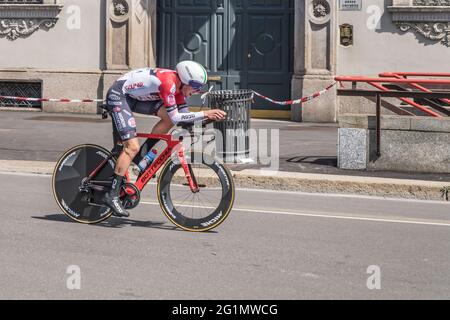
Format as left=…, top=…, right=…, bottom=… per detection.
left=90, top=180, right=113, bottom=186
left=86, top=184, right=109, bottom=192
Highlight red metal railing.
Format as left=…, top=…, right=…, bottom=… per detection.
left=380, top=72, right=450, bottom=78
left=335, top=75, right=450, bottom=117
left=379, top=72, right=450, bottom=107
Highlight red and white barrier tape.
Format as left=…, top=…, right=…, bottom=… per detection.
left=0, top=95, right=105, bottom=103
left=0, top=82, right=336, bottom=106
left=252, top=82, right=337, bottom=105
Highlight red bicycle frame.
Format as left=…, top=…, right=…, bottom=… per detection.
left=86, top=133, right=198, bottom=193
left=132, top=133, right=199, bottom=193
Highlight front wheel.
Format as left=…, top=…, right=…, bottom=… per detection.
left=157, top=152, right=235, bottom=232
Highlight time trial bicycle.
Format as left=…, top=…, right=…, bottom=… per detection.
left=52, top=116, right=235, bottom=232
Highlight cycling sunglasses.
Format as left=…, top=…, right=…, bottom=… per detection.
left=188, top=80, right=205, bottom=90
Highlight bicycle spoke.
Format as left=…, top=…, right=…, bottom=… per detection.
left=195, top=194, right=217, bottom=213
left=173, top=191, right=194, bottom=207
left=170, top=189, right=194, bottom=203
left=198, top=195, right=217, bottom=208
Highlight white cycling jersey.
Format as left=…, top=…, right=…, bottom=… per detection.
left=115, top=67, right=205, bottom=124
left=118, top=68, right=163, bottom=101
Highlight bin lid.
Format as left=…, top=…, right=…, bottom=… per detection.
left=209, top=89, right=254, bottom=100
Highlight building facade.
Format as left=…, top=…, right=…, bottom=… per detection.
left=0, top=0, right=449, bottom=121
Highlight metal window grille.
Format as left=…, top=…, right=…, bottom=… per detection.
left=0, top=82, right=42, bottom=108
left=0, top=1, right=44, bottom=3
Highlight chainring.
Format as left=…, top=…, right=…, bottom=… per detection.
left=120, top=183, right=141, bottom=210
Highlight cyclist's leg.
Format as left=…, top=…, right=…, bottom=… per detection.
left=103, top=83, right=141, bottom=217
left=106, top=85, right=140, bottom=173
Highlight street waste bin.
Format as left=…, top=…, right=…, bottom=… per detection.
left=209, top=89, right=254, bottom=163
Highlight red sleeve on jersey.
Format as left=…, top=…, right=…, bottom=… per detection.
left=157, top=70, right=184, bottom=108
left=158, top=81, right=178, bottom=107
left=176, top=93, right=186, bottom=106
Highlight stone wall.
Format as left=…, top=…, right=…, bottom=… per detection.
left=0, top=0, right=157, bottom=113
left=338, top=114, right=450, bottom=173
left=0, top=0, right=103, bottom=70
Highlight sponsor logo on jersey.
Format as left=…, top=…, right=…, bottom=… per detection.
left=128, top=118, right=137, bottom=128
left=122, top=133, right=132, bottom=140
left=181, top=114, right=196, bottom=121
left=117, top=113, right=127, bottom=128
left=114, top=116, right=123, bottom=130
left=170, top=83, right=177, bottom=94
left=144, top=94, right=161, bottom=101
left=109, top=94, right=121, bottom=101
left=125, top=82, right=144, bottom=91
left=166, top=94, right=176, bottom=106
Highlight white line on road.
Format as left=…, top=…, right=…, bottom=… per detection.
left=141, top=201, right=450, bottom=227
left=0, top=171, right=52, bottom=177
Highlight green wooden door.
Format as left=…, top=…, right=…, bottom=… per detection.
left=157, top=0, right=294, bottom=110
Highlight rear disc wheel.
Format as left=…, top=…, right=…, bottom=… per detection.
left=52, top=144, right=116, bottom=224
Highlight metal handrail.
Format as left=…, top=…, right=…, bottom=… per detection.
left=335, top=76, right=450, bottom=85
left=379, top=72, right=450, bottom=107
left=335, top=76, right=450, bottom=118
left=379, top=72, right=450, bottom=78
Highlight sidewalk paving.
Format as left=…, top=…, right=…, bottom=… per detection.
left=0, top=110, right=449, bottom=200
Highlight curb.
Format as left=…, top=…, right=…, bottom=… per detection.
left=232, top=169, right=449, bottom=201
left=0, top=160, right=448, bottom=201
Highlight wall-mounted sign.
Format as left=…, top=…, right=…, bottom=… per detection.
left=340, top=24, right=353, bottom=47
left=340, top=0, right=362, bottom=11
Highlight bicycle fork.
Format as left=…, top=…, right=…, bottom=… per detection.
left=178, top=144, right=200, bottom=193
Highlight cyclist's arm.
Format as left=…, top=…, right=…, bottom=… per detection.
left=178, top=104, right=189, bottom=113
left=166, top=105, right=205, bottom=124
left=160, top=84, right=205, bottom=124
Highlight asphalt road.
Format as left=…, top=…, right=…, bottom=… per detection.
left=1, top=171, right=449, bottom=300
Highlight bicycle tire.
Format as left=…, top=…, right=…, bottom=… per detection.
left=157, top=152, right=235, bottom=232
left=52, top=144, right=116, bottom=224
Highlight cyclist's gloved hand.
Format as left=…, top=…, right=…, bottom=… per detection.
left=204, top=109, right=227, bottom=121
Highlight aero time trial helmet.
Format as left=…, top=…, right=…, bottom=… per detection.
left=176, top=61, right=208, bottom=90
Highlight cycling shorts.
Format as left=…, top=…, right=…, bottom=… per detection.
left=105, top=80, right=164, bottom=141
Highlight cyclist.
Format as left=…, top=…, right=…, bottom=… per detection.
left=103, top=61, right=226, bottom=217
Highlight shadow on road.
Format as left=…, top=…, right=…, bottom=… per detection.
left=287, top=156, right=338, bottom=167
left=32, top=214, right=217, bottom=233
